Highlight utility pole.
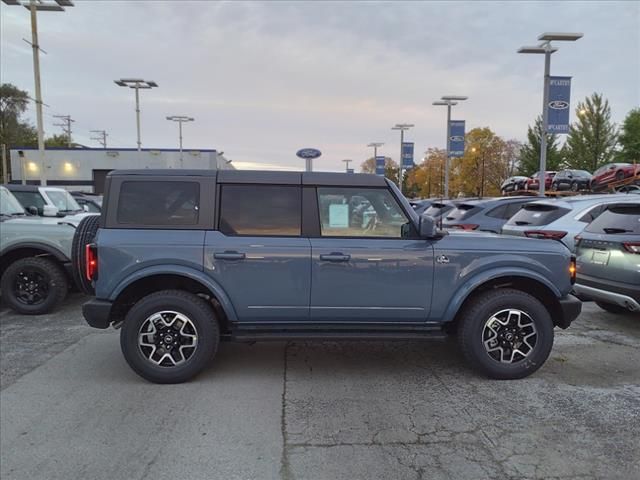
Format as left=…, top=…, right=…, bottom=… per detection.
left=391, top=124, right=413, bottom=193
left=53, top=114, right=75, bottom=147
left=90, top=130, right=108, bottom=148
left=115, top=79, right=158, bottom=151
left=166, top=116, right=195, bottom=167
left=342, top=159, right=352, bottom=172
left=2, top=0, right=75, bottom=185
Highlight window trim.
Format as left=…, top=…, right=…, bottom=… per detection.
left=216, top=183, right=303, bottom=238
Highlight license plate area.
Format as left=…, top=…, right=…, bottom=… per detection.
left=591, top=250, right=610, bottom=265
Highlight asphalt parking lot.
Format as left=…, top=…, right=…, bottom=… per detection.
left=0, top=296, right=639, bottom=480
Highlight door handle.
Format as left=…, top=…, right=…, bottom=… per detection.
left=214, top=251, right=246, bottom=261
left=320, top=253, right=350, bottom=262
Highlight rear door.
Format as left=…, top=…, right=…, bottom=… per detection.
left=204, top=182, right=311, bottom=323
left=308, top=186, right=434, bottom=323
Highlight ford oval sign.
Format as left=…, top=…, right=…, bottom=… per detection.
left=449, top=135, right=464, bottom=142
left=549, top=100, right=569, bottom=110
left=296, top=148, right=322, bottom=159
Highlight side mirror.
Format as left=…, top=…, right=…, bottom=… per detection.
left=419, top=215, right=438, bottom=238
left=42, top=205, right=59, bottom=217
left=83, top=204, right=89, bottom=212
left=26, top=206, right=39, bottom=216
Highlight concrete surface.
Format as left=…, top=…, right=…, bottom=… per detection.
left=1, top=298, right=639, bottom=480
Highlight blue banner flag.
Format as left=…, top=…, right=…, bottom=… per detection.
left=346, top=168, right=354, bottom=174
left=448, top=120, right=465, bottom=157
left=547, top=76, right=572, bottom=134
left=375, top=156, right=386, bottom=175
left=401, top=142, right=415, bottom=169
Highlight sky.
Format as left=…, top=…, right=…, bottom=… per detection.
left=1, top=0, right=639, bottom=171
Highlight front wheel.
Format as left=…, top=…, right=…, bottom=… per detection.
left=0, top=257, right=68, bottom=314
left=570, top=181, right=579, bottom=192
left=120, top=290, right=220, bottom=383
left=458, top=289, right=554, bottom=379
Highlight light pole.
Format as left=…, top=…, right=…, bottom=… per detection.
left=391, top=124, right=413, bottom=193
left=166, top=116, right=194, bottom=168
left=342, top=159, right=353, bottom=173
left=433, top=95, right=468, bottom=198
left=367, top=142, right=384, bottom=164
left=2, top=0, right=75, bottom=185
left=114, top=78, right=158, bottom=151
left=518, top=32, right=583, bottom=196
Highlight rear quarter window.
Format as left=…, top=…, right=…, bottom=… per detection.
left=506, top=204, right=569, bottom=227
left=116, top=181, right=200, bottom=226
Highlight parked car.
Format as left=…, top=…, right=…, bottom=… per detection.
left=500, top=176, right=528, bottom=195
left=79, top=169, right=580, bottom=383
left=525, top=171, right=556, bottom=191
left=591, top=163, right=640, bottom=191
left=501, top=194, right=635, bottom=252
left=551, top=169, right=592, bottom=192
left=422, top=200, right=458, bottom=219
left=408, top=199, right=433, bottom=216
left=615, top=184, right=640, bottom=194
left=573, top=202, right=639, bottom=314
left=70, top=191, right=103, bottom=213
left=5, top=184, right=97, bottom=225
left=442, top=196, right=535, bottom=233
left=0, top=186, right=76, bottom=314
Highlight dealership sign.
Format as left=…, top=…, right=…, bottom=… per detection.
left=375, top=155, right=386, bottom=175
left=448, top=120, right=465, bottom=157
left=401, top=142, right=415, bottom=169
left=547, top=76, right=572, bottom=134
left=296, top=148, right=322, bottom=159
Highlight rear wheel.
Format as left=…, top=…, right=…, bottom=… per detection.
left=570, top=181, right=579, bottom=192
left=596, top=302, right=628, bottom=315
left=458, top=289, right=554, bottom=379
left=0, top=257, right=68, bottom=314
left=551, top=183, right=558, bottom=191
left=120, top=290, right=220, bottom=383
left=71, top=215, right=100, bottom=295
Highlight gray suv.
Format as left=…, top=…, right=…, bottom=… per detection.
left=80, top=170, right=581, bottom=383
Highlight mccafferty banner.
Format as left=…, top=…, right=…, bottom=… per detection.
left=375, top=156, right=386, bottom=175
left=401, top=142, right=415, bottom=169
left=448, top=120, right=465, bottom=157
left=547, top=76, right=572, bottom=134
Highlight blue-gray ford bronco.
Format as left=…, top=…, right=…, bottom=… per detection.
left=79, top=170, right=581, bottom=383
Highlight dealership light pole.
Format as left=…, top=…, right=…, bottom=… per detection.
left=2, top=0, right=75, bottom=185
left=114, top=78, right=158, bottom=151
left=391, top=124, right=413, bottom=193
left=166, top=115, right=194, bottom=168
left=433, top=96, right=467, bottom=198
left=342, top=159, right=353, bottom=173
left=518, top=32, right=583, bottom=196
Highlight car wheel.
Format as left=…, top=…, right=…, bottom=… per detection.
left=596, top=302, right=628, bottom=315
left=570, top=181, right=579, bottom=192
left=71, top=215, right=101, bottom=295
left=458, top=288, right=554, bottom=379
left=0, top=257, right=68, bottom=315
left=551, top=183, right=558, bottom=191
left=120, top=290, right=220, bottom=384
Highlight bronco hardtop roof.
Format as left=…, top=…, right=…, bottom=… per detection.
left=108, top=169, right=389, bottom=187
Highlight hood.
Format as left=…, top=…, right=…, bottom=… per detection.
left=444, top=230, right=570, bottom=254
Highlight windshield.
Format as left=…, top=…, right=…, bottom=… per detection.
left=0, top=187, right=26, bottom=216
left=43, top=189, right=82, bottom=212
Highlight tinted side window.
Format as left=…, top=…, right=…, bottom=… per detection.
left=12, top=191, right=46, bottom=211
left=578, top=204, right=605, bottom=223
left=504, top=202, right=528, bottom=218
left=486, top=205, right=507, bottom=218
left=317, top=187, right=409, bottom=238
left=117, top=181, right=199, bottom=225
left=219, top=185, right=301, bottom=236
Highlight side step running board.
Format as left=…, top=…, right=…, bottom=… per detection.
left=223, top=330, right=448, bottom=342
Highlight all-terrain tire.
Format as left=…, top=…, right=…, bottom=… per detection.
left=71, top=215, right=100, bottom=295
left=0, top=256, right=68, bottom=315
left=120, top=290, right=220, bottom=384
left=458, top=288, right=554, bottom=380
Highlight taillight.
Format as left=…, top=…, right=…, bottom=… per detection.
left=524, top=230, right=568, bottom=240
left=574, top=235, right=582, bottom=247
left=85, top=243, right=97, bottom=281
left=623, top=242, right=640, bottom=254
left=569, top=256, right=577, bottom=284
left=450, top=224, right=479, bottom=231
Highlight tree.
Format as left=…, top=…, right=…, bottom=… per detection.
left=45, top=134, right=71, bottom=148
left=360, top=156, right=399, bottom=184
left=518, top=116, right=563, bottom=176
left=404, top=148, right=446, bottom=198
left=564, top=93, right=618, bottom=172
left=617, top=108, right=640, bottom=163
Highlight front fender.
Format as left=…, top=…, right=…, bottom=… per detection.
left=440, top=267, right=562, bottom=323
left=109, top=264, right=238, bottom=323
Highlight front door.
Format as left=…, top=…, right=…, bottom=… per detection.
left=204, top=184, right=310, bottom=323
left=309, top=186, right=434, bottom=323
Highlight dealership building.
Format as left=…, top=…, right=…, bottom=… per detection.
left=8, top=147, right=233, bottom=194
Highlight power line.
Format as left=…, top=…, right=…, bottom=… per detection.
left=90, top=130, right=108, bottom=148
left=52, top=114, right=74, bottom=147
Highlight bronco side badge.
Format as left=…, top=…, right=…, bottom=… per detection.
left=436, top=255, right=450, bottom=264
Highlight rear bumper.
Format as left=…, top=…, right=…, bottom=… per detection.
left=82, top=298, right=113, bottom=329
left=556, top=294, right=582, bottom=329
left=573, top=283, right=640, bottom=312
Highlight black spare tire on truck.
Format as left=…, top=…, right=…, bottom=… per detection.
left=71, top=215, right=100, bottom=295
